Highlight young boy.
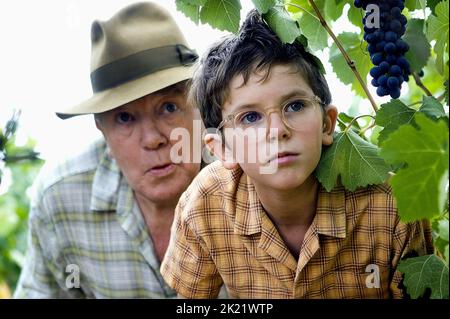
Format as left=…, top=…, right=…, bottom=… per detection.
left=160, top=10, right=433, bottom=299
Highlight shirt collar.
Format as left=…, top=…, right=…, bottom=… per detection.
left=233, top=174, right=264, bottom=235
left=234, top=174, right=347, bottom=239
left=314, top=185, right=347, bottom=239
left=90, top=144, right=122, bottom=212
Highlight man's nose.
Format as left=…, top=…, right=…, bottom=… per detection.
left=140, top=119, right=168, bottom=150
left=267, top=111, right=291, bottom=140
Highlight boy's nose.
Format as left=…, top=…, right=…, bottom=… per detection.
left=267, top=112, right=291, bottom=140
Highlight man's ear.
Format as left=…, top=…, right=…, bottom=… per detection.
left=94, top=115, right=103, bottom=132
left=322, top=105, right=338, bottom=146
left=204, top=133, right=238, bottom=170
left=94, top=116, right=114, bottom=157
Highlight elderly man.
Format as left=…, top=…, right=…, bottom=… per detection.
left=14, top=2, right=201, bottom=298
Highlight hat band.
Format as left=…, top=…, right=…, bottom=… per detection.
left=90, top=44, right=198, bottom=93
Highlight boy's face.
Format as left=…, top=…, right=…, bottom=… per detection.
left=207, top=63, right=337, bottom=191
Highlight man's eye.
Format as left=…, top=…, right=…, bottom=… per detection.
left=285, top=101, right=305, bottom=112
left=239, top=111, right=263, bottom=125
left=116, top=112, right=133, bottom=124
left=163, top=103, right=179, bottom=113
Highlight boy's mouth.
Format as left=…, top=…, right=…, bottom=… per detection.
left=267, top=152, right=299, bottom=164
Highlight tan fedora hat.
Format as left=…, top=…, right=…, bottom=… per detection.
left=56, top=1, right=198, bottom=119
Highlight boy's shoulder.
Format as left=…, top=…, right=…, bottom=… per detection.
left=338, top=182, right=400, bottom=222
left=177, top=160, right=246, bottom=220
left=184, top=160, right=244, bottom=199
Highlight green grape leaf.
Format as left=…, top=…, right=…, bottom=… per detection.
left=176, top=0, right=200, bottom=24
left=200, top=0, right=241, bottom=33
left=316, top=130, right=391, bottom=192
left=347, top=3, right=364, bottom=31
left=380, top=114, right=449, bottom=221
left=427, top=0, right=441, bottom=14
left=403, top=19, right=431, bottom=73
left=264, top=6, right=301, bottom=44
left=251, top=0, right=276, bottom=14
left=297, top=10, right=328, bottom=50
left=375, top=100, right=416, bottom=144
left=438, top=219, right=449, bottom=242
left=337, top=112, right=362, bottom=132
left=427, top=0, right=449, bottom=75
left=405, top=0, right=427, bottom=11
left=285, top=0, right=310, bottom=14
left=324, top=0, right=346, bottom=22
left=398, top=254, right=449, bottom=299
left=330, top=32, right=371, bottom=97
left=376, top=97, right=446, bottom=145
left=418, top=96, right=446, bottom=119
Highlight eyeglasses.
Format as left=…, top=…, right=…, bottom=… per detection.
left=217, top=95, right=325, bottom=132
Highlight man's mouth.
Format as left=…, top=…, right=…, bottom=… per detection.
left=147, top=163, right=176, bottom=176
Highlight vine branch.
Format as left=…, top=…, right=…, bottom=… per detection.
left=305, top=0, right=379, bottom=113
left=412, top=72, right=433, bottom=96
left=3, top=152, right=41, bottom=164
left=344, top=114, right=376, bottom=133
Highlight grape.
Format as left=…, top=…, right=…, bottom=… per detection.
left=372, top=52, right=384, bottom=65
left=387, top=76, right=399, bottom=89
left=379, top=61, right=390, bottom=73
left=354, top=0, right=411, bottom=99
left=384, top=31, right=397, bottom=42
left=384, top=42, right=396, bottom=54
left=390, top=65, right=402, bottom=76
left=377, top=75, right=388, bottom=86
left=376, top=86, right=389, bottom=96
left=386, top=54, right=396, bottom=65
left=371, top=78, right=380, bottom=87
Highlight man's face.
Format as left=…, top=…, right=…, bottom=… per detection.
left=221, top=64, right=337, bottom=191
left=96, top=84, right=200, bottom=206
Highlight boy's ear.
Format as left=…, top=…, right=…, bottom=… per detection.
left=322, top=105, right=338, bottom=146
left=204, top=133, right=239, bottom=170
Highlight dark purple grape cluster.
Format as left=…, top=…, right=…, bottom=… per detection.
left=354, top=0, right=410, bottom=99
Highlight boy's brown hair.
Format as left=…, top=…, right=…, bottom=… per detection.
left=189, top=9, right=332, bottom=130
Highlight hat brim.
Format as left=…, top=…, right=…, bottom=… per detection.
left=56, top=65, right=195, bottom=119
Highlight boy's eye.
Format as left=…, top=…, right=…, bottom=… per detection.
left=116, top=112, right=134, bottom=124
left=285, top=100, right=305, bottom=112
left=239, top=111, right=263, bottom=125
left=163, top=103, right=179, bottom=113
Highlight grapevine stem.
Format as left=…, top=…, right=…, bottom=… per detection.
left=359, top=121, right=376, bottom=136
left=307, top=0, right=379, bottom=113
left=3, top=152, right=41, bottom=163
left=344, top=114, right=375, bottom=133
left=437, top=93, right=445, bottom=102
left=412, top=72, right=433, bottom=96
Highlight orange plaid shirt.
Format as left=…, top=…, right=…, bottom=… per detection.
left=161, top=161, right=434, bottom=299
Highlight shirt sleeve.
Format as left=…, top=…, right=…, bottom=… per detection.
left=160, top=195, right=223, bottom=299
left=389, top=218, right=435, bottom=299
left=13, top=182, right=79, bottom=299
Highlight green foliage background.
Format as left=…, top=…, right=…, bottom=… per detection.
left=0, top=115, right=43, bottom=298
